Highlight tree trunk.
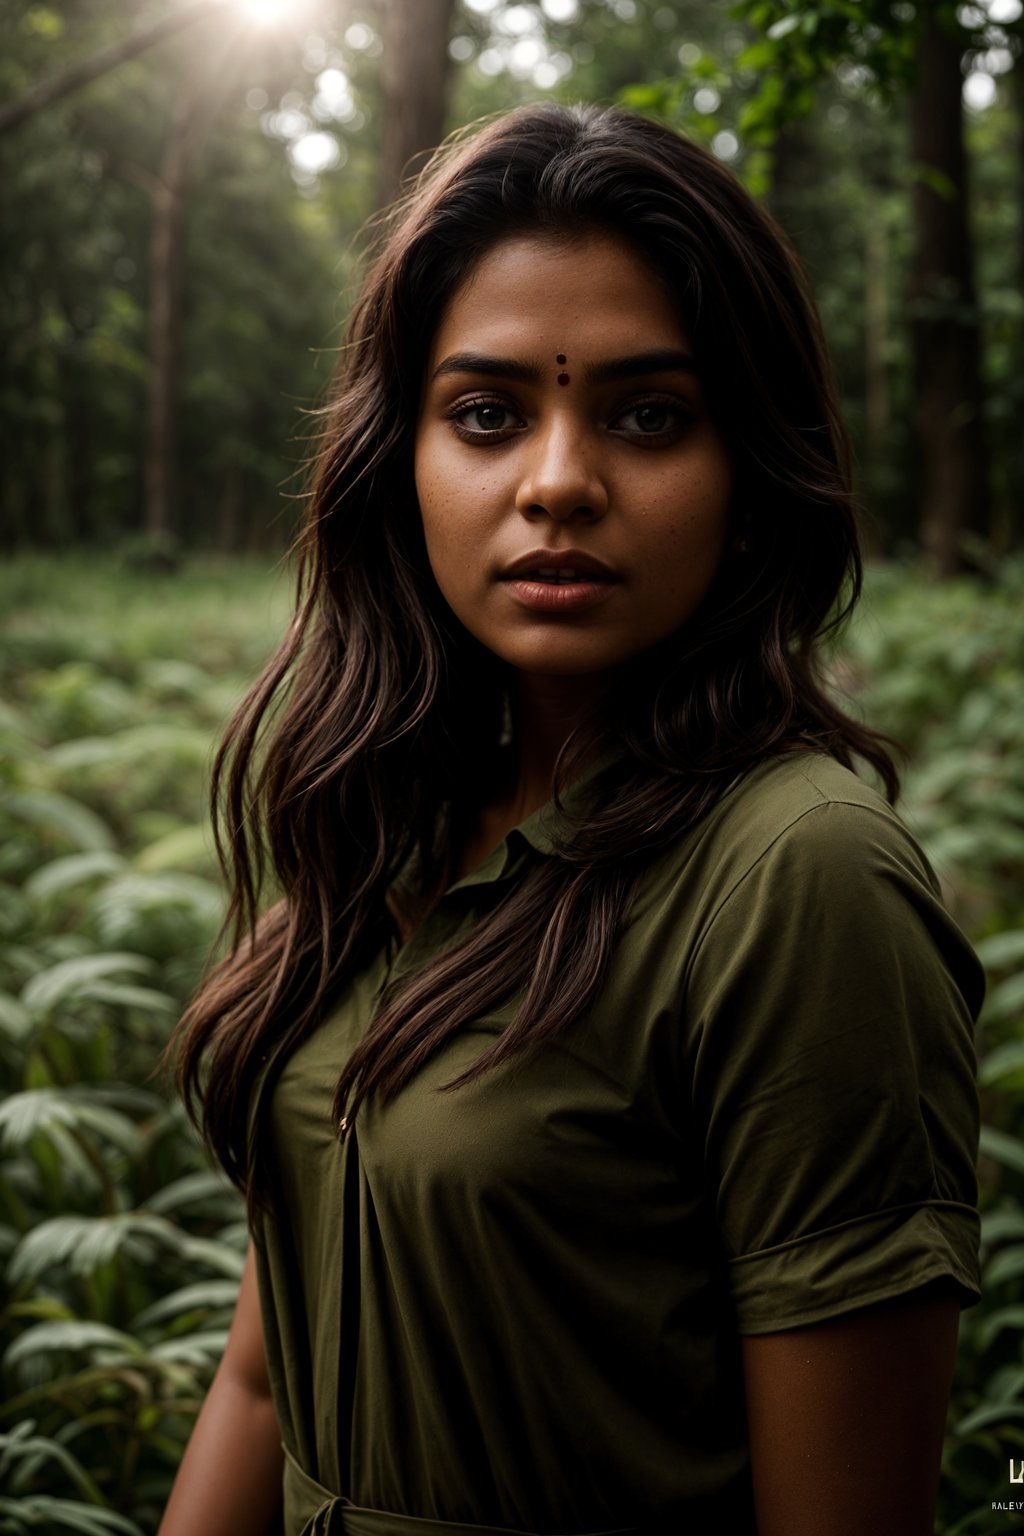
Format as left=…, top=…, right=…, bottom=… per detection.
left=218, top=461, right=244, bottom=550
left=765, top=113, right=815, bottom=251
left=907, top=9, right=989, bottom=574
left=864, top=219, right=890, bottom=483
left=64, top=365, right=94, bottom=542
left=142, top=27, right=244, bottom=549
left=144, top=96, right=196, bottom=546
left=376, top=0, right=457, bottom=207
left=1005, top=49, right=1024, bottom=551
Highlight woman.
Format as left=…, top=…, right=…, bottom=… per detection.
left=161, top=102, right=983, bottom=1536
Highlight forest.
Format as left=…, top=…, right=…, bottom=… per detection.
left=2, top=1, right=1024, bottom=1532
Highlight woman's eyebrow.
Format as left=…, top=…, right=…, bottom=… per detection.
left=431, top=353, right=538, bottom=383
left=430, top=348, right=698, bottom=384
left=587, top=348, right=698, bottom=383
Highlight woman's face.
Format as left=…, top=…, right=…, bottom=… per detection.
left=414, top=230, right=734, bottom=683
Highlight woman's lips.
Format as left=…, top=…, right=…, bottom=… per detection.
left=500, top=566, right=619, bottom=613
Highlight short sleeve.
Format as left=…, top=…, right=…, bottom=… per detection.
left=684, top=797, right=984, bottom=1334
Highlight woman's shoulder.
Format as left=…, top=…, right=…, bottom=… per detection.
left=667, top=748, right=985, bottom=1023
left=678, top=748, right=927, bottom=896
left=714, top=747, right=903, bottom=838
left=641, top=748, right=987, bottom=1003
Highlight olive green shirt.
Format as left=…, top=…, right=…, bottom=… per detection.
left=253, top=752, right=983, bottom=1536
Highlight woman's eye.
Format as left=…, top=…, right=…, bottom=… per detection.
left=451, top=400, right=519, bottom=435
left=612, top=400, right=688, bottom=436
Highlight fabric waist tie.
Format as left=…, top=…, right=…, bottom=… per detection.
left=282, top=1444, right=642, bottom=1536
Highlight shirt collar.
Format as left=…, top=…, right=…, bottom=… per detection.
left=447, top=746, right=625, bottom=889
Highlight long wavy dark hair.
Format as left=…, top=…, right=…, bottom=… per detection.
left=172, top=101, right=897, bottom=1203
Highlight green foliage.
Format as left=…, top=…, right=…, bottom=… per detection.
left=720, top=0, right=970, bottom=141
left=0, top=557, right=288, bottom=1530
left=838, top=559, right=1024, bottom=1532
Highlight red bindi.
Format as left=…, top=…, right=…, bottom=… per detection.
left=557, top=373, right=570, bottom=386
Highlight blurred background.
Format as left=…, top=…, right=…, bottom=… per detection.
left=1, top=3, right=1023, bottom=1533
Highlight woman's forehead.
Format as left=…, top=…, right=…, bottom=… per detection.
left=426, top=230, right=695, bottom=371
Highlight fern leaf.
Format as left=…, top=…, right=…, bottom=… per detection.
left=21, top=953, right=154, bottom=1013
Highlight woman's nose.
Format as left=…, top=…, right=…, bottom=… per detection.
left=513, top=417, right=609, bottom=523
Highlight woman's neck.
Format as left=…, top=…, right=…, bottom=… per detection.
left=445, top=672, right=612, bottom=889
left=506, top=671, right=609, bottom=822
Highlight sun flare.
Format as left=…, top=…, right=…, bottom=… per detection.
left=241, top=0, right=289, bottom=25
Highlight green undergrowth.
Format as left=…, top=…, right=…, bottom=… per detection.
left=1, top=553, right=1022, bottom=1533
left=842, top=560, right=1024, bottom=1535
left=0, top=556, right=289, bottom=1534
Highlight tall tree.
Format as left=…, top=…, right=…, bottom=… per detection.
left=145, top=31, right=242, bottom=547
left=145, top=91, right=199, bottom=548
left=907, top=8, right=989, bottom=573
left=376, top=0, right=457, bottom=206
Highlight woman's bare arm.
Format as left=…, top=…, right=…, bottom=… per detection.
left=158, top=1245, right=284, bottom=1536
left=741, top=1284, right=961, bottom=1536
